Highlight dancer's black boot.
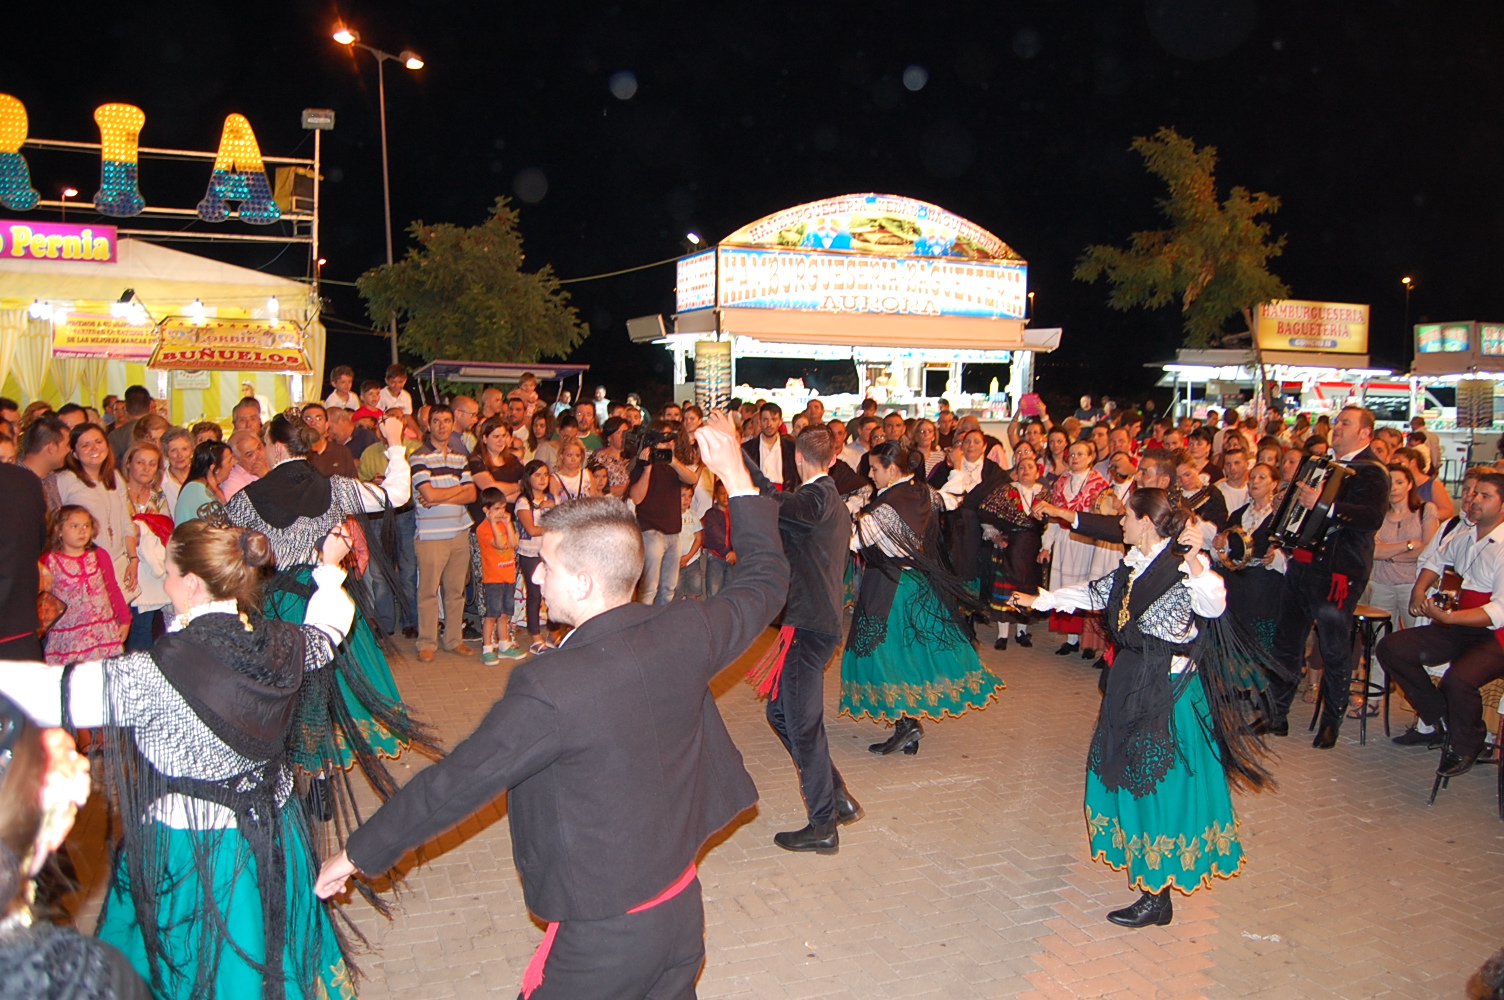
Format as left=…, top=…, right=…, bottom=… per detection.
left=868, top=715, right=923, bottom=755
left=1105, top=887, right=1173, bottom=927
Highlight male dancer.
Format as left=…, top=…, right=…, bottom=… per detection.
left=317, top=412, right=789, bottom=998
left=1263, top=405, right=1388, bottom=748
left=747, top=425, right=863, bottom=853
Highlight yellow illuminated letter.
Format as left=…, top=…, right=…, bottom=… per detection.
left=93, top=103, right=146, bottom=217
left=0, top=94, right=39, bottom=211
left=197, top=114, right=280, bottom=224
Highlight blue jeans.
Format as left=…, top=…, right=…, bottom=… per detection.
left=637, top=529, right=681, bottom=605
left=675, top=558, right=705, bottom=600
left=704, top=555, right=732, bottom=597
left=126, top=608, right=160, bottom=652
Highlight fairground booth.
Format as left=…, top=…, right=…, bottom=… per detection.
left=1407, top=321, right=1504, bottom=467
left=630, top=194, right=1060, bottom=419
left=1149, top=298, right=1408, bottom=422
left=0, top=93, right=326, bottom=424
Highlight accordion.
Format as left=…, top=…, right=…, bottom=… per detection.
left=1269, top=455, right=1354, bottom=552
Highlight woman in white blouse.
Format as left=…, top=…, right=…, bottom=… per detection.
left=56, top=423, right=138, bottom=604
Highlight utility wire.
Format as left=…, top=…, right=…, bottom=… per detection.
left=307, top=252, right=683, bottom=290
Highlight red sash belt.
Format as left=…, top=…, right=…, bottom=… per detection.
left=746, top=624, right=796, bottom=699
left=1452, top=590, right=1504, bottom=652
left=520, top=863, right=698, bottom=998
left=1291, top=548, right=1314, bottom=564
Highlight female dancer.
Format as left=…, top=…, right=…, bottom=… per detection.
left=973, top=442, right=1045, bottom=649
left=1218, top=462, right=1285, bottom=654
left=1017, top=489, right=1277, bottom=927
left=1041, top=440, right=1113, bottom=660
left=1042, top=427, right=1071, bottom=489
left=225, top=413, right=436, bottom=786
left=0, top=520, right=360, bottom=998
left=841, top=441, right=1004, bottom=755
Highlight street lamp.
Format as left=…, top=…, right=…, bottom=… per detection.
left=60, top=186, right=78, bottom=222
left=1401, top=276, right=1414, bottom=336
left=333, top=23, right=425, bottom=364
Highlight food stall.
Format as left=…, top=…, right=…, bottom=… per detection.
left=630, top=193, right=1059, bottom=419
left=1407, top=321, right=1504, bottom=467
left=0, top=235, right=319, bottom=424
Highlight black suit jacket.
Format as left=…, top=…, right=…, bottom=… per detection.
left=1302, top=446, right=1389, bottom=584
left=0, top=465, right=45, bottom=660
left=346, top=495, right=789, bottom=921
left=742, top=434, right=798, bottom=492
left=747, top=468, right=850, bottom=635
left=1073, top=510, right=1125, bottom=545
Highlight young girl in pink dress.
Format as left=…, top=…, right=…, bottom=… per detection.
left=42, top=504, right=132, bottom=665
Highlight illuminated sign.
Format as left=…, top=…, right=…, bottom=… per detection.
left=1415, top=323, right=1471, bottom=354
left=1, top=221, right=116, bottom=262
left=676, top=251, right=716, bottom=311
left=1255, top=299, right=1369, bottom=354
left=711, top=247, right=1026, bottom=319
left=51, top=312, right=155, bottom=360
left=1481, top=324, right=1504, bottom=356
left=150, top=317, right=310, bottom=372
left=0, top=95, right=281, bottom=224
left=723, top=193, right=1021, bottom=261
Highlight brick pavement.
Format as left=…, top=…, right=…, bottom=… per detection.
left=69, top=625, right=1504, bottom=998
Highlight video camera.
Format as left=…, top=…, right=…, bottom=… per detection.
left=623, top=425, right=677, bottom=463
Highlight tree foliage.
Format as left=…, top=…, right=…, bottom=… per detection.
left=1074, top=127, right=1290, bottom=348
left=358, top=197, right=588, bottom=363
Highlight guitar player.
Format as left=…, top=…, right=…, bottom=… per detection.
left=1261, top=405, right=1390, bottom=748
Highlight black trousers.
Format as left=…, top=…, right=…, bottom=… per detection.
left=1270, top=562, right=1365, bottom=728
left=1377, top=624, right=1504, bottom=758
left=527, top=877, right=705, bottom=1000
left=765, top=628, right=845, bottom=827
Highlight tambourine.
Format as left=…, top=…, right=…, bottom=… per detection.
left=1093, top=488, right=1125, bottom=516
left=1212, top=526, right=1255, bottom=570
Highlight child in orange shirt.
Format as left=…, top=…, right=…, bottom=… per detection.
left=476, top=488, right=524, bottom=662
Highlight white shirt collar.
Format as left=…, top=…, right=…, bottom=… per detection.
left=1337, top=447, right=1364, bottom=463
left=168, top=599, right=240, bottom=632
left=877, top=475, right=914, bottom=495
left=1124, top=537, right=1171, bottom=571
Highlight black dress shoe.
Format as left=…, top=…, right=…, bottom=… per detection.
left=1252, top=716, right=1289, bottom=737
left=774, top=822, right=838, bottom=854
left=834, top=787, right=864, bottom=825
left=1313, top=723, right=1339, bottom=749
left=869, top=716, right=923, bottom=755
left=993, top=637, right=1009, bottom=651
left=1082, top=648, right=1097, bottom=662
left=401, top=625, right=418, bottom=639
left=1437, top=748, right=1481, bottom=778
left=1054, top=642, right=1077, bottom=656
left=1015, top=632, right=1033, bottom=648
left=1392, top=723, right=1446, bottom=748
left=1105, top=888, right=1173, bottom=927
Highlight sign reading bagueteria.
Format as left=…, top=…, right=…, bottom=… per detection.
left=149, top=317, right=311, bottom=372
left=1256, top=299, right=1369, bottom=354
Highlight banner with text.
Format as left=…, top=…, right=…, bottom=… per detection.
left=1255, top=299, right=1369, bottom=354
left=50, top=312, right=156, bottom=360
left=149, top=317, right=311, bottom=372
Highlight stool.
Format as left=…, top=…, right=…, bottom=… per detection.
left=1306, top=604, right=1393, bottom=745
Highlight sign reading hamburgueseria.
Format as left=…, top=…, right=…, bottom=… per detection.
left=1, top=221, right=117, bottom=262
left=149, top=317, right=311, bottom=373
left=1255, top=299, right=1370, bottom=354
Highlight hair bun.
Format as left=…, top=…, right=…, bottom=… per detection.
left=238, top=529, right=274, bottom=569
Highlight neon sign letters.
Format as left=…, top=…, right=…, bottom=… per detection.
left=0, top=95, right=281, bottom=225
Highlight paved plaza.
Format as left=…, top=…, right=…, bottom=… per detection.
left=71, top=626, right=1504, bottom=998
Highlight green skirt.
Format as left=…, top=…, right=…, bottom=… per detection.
left=267, top=566, right=408, bottom=770
left=1084, top=676, right=1246, bottom=895
left=840, top=569, right=1003, bottom=723
left=97, top=815, right=353, bottom=1000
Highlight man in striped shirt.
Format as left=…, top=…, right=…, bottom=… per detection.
left=411, top=404, right=477, bottom=662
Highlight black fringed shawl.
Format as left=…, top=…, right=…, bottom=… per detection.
left=848, top=479, right=977, bottom=656
left=1086, top=545, right=1286, bottom=799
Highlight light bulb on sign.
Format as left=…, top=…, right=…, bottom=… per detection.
left=185, top=299, right=206, bottom=325
left=266, top=296, right=280, bottom=317
left=27, top=300, right=50, bottom=321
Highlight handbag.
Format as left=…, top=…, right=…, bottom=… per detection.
left=37, top=592, right=67, bottom=636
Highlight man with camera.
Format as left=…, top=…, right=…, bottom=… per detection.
left=317, top=410, right=789, bottom=999
left=629, top=419, right=685, bottom=604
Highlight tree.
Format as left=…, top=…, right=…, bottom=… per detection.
left=1074, top=127, right=1290, bottom=350
left=358, top=197, right=588, bottom=365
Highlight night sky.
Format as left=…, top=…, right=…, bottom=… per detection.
left=4, top=1, right=1500, bottom=410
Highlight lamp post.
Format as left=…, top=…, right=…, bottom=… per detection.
left=333, top=24, right=424, bottom=365
left=59, top=186, right=77, bottom=222
left=1401, top=275, right=1414, bottom=338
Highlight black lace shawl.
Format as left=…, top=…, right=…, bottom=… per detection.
left=1086, top=546, right=1283, bottom=799
left=74, top=615, right=351, bottom=1000
left=848, top=480, right=976, bottom=655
